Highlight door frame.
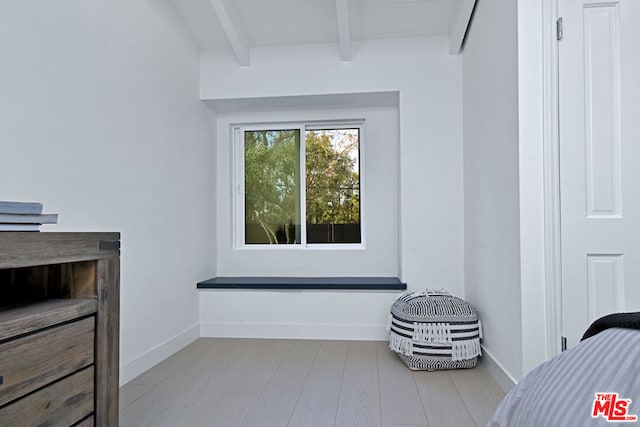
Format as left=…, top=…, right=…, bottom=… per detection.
left=542, top=0, right=563, bottom=359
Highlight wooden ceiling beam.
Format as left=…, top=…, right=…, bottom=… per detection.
left=336, top=0, right=352, bottom=61
left=449, top=0, right=476, bottom=54
left=210, top=0, right=250, bottom=66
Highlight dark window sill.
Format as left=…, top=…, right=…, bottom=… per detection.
left=197, top=277, right=406, bottom=291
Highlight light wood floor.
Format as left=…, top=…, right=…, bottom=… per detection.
left=119, top=338, right=505, bottom=427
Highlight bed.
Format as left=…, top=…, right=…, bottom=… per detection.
left=488, top=313, right=640, bottom=426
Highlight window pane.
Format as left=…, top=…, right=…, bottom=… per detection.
left=244, top=130, right=301, bottom=244
left=305, top=129, right=361, bottom=244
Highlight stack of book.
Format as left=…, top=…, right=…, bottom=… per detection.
left=0, top=201, right=58, bottom=231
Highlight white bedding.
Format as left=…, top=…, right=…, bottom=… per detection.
left=488, top=328, right=640, bottom=426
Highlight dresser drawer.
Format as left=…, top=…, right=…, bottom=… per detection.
left=0, top=316, right=94, bottom=406
left=0, top=366, right=94, bottom=426
left=75, top=415, right=95, bottom=427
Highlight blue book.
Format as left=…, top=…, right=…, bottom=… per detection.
left=0, top=213, right=57, bottom=224
left=0, top=201, right=43, bottom=215
left=0, top=223, right=40, bottom=231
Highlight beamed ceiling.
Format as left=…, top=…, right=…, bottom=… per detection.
left=172, top=0, right=476, bottom=64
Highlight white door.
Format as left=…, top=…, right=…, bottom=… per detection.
left=559, top=0, right=640, bottom=349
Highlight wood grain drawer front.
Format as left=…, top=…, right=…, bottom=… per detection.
left=74, top=415, right=95, bottom=427
left=0, top=366, right=94, bottom=427
left=0, top=316, right=94, bottom=406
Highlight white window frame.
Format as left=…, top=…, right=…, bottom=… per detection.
left=233, top=120, right=366, bottom=250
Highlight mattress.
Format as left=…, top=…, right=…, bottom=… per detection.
left=488, top=327, right=640, bottom=426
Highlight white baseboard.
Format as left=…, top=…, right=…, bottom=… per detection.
left=479, top=345, right=517, bottom=393
left=119, top=323, right=200, bottom=386
left=200, top=321, right=389, bottom=341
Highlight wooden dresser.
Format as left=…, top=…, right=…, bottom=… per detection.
left=0, top=232, right=120, bottom=426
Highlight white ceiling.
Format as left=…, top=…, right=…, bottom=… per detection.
left=172, top=0, right=470, bottom=61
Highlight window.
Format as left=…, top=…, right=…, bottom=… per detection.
left=234, top=122, right=363, bottom=248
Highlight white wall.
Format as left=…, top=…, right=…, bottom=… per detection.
left=463, top=0, right=523, bottom=382
left=204, top=105, right=401, bottom=340
left=199, top=37, right=464, bottom=339
left=517, top=0, right=559, bottom=375
left=202, top=37, right=464, bottom=293
left=215, top=106, right=399, bottom=277
left=0, top=0, right=216, bottom=384
left=199, top=290, right=400, bottom=340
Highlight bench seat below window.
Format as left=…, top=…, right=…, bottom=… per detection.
left=197, top=277, right=406, bottom=291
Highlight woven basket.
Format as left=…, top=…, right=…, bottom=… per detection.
left=388, top=289, right=482, bottom=371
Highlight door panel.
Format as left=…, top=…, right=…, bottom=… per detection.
left=559, top=0, right=640, bottom=348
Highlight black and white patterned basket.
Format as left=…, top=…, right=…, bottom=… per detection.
left=388, top=289, right=482, bottom=371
